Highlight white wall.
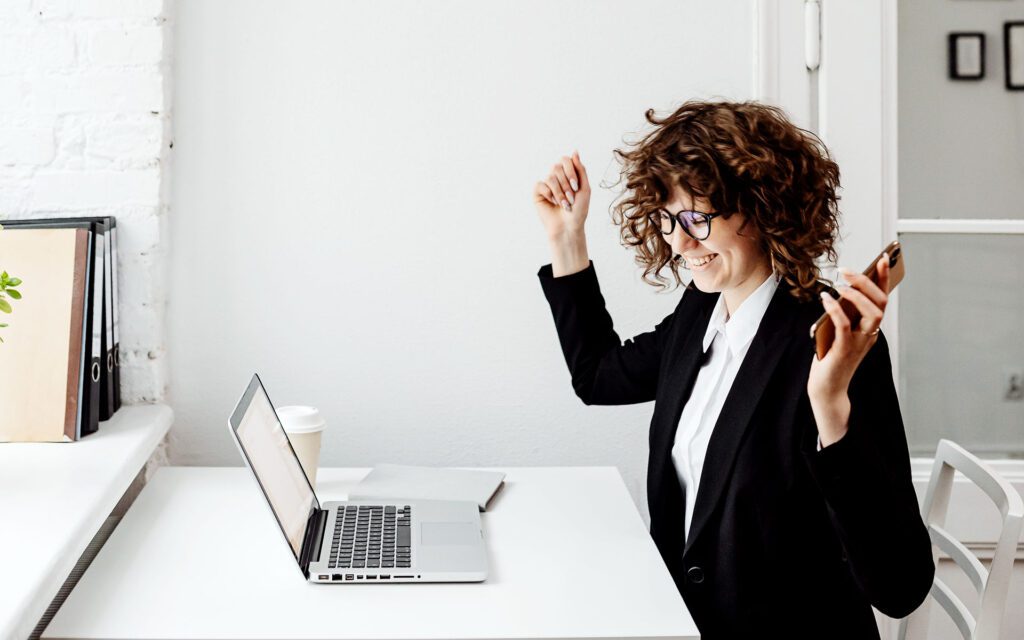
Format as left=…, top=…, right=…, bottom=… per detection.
left=169, top=0, right=755, bottom=522
left=0, top=0, right=173, bottom=405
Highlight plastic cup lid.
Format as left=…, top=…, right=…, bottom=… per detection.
left=276, top=405, right=325, bottom=433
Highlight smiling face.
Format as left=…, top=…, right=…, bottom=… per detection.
left=662, top=187, right=774, bottom=315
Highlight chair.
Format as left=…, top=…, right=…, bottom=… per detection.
left=898, top=439, right=1023, bottom=640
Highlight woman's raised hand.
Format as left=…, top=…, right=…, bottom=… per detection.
left=533, top=151, right=591, bottom=241
left=807, top=255, right=892, bottom=447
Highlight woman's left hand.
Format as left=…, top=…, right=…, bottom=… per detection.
left=807, top=253, right=891, bottom=445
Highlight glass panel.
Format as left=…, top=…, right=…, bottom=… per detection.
left=898, top=0, right=1024, bottom=220
left=898, top=234, right=1024, bottom=457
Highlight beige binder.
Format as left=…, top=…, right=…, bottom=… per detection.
left=0, top=228, right=91, bottom=442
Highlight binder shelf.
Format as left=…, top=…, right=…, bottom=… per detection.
left=0, top=404, right=172, bottom=640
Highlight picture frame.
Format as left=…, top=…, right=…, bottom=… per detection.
left=948, top=32, right=985, bottom=80
left=1004, top=22, right=1024, bottom=90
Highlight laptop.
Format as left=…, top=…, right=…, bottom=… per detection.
left=228, top=373, right=488, bottom=584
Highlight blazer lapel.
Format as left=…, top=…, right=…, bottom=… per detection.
left=682, top=285, right=800, bottom=557
left=652, top=293, right=717, bottom=463
left=647, top=291, right=716, bottom=550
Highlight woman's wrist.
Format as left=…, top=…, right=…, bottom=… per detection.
left=547, top=231, right=590, bottom=277
left=809, top=391, right=851, bottom=447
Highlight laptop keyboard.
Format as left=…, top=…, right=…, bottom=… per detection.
left=328, top=504, right=412, bottom=570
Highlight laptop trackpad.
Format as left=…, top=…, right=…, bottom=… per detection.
left=421, top=522, right=479, bottom=545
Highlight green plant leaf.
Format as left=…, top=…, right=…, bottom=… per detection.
left=0, top=299, right=10, bottom=313
left=0, top=323, right=7, bottom=327
left=6, top=289, right=19, bottom=299
left=7, top=278, right=20, bottom=286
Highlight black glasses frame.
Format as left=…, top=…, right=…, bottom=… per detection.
left=647, top=208, right=724, bottom=241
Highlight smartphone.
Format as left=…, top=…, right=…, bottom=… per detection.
left=810, top=240, right=905, bottom=359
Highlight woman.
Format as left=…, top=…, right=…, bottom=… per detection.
left=532, top=100, right=933, bottom=638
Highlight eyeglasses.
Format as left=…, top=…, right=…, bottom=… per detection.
left=646, top=207, right=724, bottom=241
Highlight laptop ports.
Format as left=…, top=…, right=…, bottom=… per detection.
left=366, top=574, right=377, bottom=580
left=379, top=574, right=390, bottom=579
left=345, top=574, right=354, bottom=581
left=331, top=574, right=342, bottom=581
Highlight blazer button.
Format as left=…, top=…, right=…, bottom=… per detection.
left=686, top=566, right=705, bottom=584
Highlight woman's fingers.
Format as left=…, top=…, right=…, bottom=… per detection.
left=837, top=286, right=884, bottom=333
left=536, top=151, right=588, bottom=214
left=550, top=163, right=572, bottom=209
left=535, top=181, right=558, bottom=208
left=838, top=264, right=888, bottom=311
left=820, top=292, right=850, bottom=353
left=545, top=175, right=566, bottom=207
left=559, top=155, right=579, bottom=204
left=571, top=150, right=589, bottom=192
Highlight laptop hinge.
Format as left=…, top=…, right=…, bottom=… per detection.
left=298, top=508, right=328, bottom=577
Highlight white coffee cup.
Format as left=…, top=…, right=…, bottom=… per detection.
left=277, top=405, right=326, bottom=487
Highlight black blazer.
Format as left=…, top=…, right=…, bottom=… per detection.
left=538, top=261, right=934, bottom=639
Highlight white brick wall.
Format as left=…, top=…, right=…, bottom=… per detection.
left=0, top=0, right=173, bottom=405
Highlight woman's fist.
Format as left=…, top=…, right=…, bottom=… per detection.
left=533, top=150, right=591, bottom=240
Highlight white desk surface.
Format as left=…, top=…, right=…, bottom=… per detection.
left=1, top=404, right=173, bottom=640
left=44, top=466, right=699, bottom=640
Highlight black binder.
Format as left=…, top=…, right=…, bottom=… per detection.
left=67, top=217, right=120, bottom=415
left=107, top=218, right=121, bottom=412
left=0, top=218, right=109, bottom=433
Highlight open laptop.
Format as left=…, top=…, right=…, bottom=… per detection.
left=228, top=373, right=488, bottom=584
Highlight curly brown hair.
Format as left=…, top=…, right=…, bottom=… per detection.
left=608, top=99, right=841, bottom=302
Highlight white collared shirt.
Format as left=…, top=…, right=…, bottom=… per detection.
left=671, top=272, right=779, bottom=541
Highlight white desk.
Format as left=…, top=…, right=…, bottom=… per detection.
left=44, top=466, right=698, bottom=640
left=0, top=404, right=173, bottom=640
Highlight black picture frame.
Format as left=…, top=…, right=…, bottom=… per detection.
left=948, top=32, right=985, bottom=80
left=1004, top=22, right=1024, bottom=90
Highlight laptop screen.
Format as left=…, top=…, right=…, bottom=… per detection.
left=229, top=374, right=318, bottom=560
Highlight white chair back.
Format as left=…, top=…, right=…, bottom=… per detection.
left=898, top=439, right=1023, bottom=640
